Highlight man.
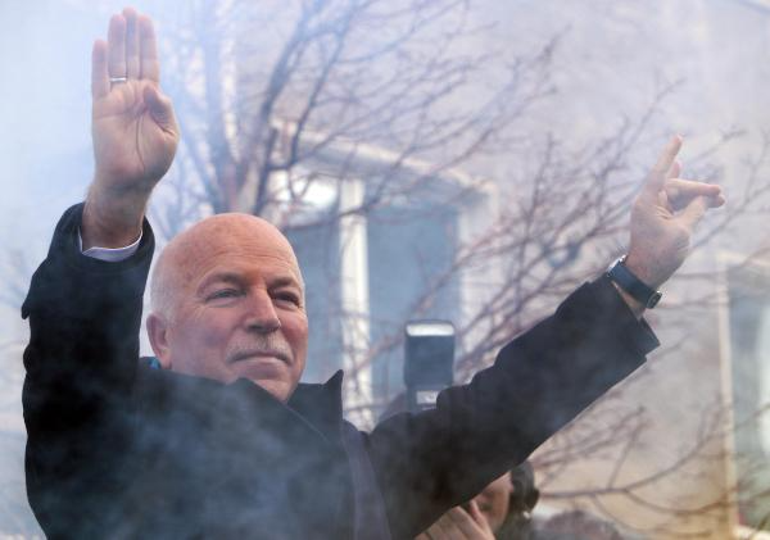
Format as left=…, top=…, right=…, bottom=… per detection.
left=21, top=7, right=724, bottom=540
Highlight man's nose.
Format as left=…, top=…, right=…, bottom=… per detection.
left=243, top=291, right=281, bottom=333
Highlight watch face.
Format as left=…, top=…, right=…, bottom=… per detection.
left=647, top=292, right=662, bottom=309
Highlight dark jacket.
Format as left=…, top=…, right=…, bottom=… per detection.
left=22, top=204, right=658, bottom=539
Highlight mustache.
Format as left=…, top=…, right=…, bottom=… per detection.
left=226, top=337, right=293, bottom=365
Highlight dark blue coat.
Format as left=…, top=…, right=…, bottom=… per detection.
left=22, top=204, right=657, bottom=539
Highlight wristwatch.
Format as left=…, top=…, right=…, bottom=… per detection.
left=607, top=256, right=662, bottom=309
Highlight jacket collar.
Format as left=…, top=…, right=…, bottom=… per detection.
left=288, top=369, right=345, bottom=440
left=141, top=357, right=347, bottom=445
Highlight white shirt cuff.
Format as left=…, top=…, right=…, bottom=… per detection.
left=78, top=229, right=142, bottom=262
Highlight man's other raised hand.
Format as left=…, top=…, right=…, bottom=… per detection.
left=622, top=135, right=725, bottom=315
left=84, top=7, right=178, bottom=249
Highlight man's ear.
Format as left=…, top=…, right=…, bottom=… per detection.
left=146, top=312, right=172, bottom=369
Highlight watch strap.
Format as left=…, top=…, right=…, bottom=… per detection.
left=607, top=258, right=662, bottom=309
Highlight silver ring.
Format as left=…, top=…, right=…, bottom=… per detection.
left=110, top=76, right=128, bottom=84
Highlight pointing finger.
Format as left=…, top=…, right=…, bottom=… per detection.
left=91, top=40, right=109, bottom=98
left=667, top=159, right=681, bottom=180
left=107, top=14, right=127, bottom=79
left=643, top=135, right=683, bottom=200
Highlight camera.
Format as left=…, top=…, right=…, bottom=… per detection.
left=403, top=320, right=455, bottom=413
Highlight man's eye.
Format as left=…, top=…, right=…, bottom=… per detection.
left=207, top=289, right=241, bottom=301
left=274, top=292, right=300, bottom=306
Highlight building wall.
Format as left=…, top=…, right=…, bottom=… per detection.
left=461, top=1, right=770, bottom=538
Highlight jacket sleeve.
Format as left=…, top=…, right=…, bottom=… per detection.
left=21, top=203, right=154, bottom=535
left=366, top=276, right=659, bottom=539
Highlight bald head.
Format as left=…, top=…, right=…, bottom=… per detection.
left=146, top=212, right=309, bottom=401
left=150, top=213, right=302, bottom=321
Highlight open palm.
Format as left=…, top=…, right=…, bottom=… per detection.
left=91, top=8, right=178, bottom=192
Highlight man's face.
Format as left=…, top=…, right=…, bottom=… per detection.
left=149, top=215, right=308, bottom=402
left=473, top=472, right=513, bottom=532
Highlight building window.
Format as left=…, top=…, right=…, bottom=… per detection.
left=284, top=171, right=483, bottom=426
left=724, top=261, right=770, bottom=533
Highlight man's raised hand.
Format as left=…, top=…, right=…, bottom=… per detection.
left=84, top=8, right=179, bottom=249
left=92, top=8, right=178, bottom=190
left=623, top=136, right=725, bottom=310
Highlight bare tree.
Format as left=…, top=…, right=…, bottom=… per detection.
left=5, top=0, right=770, bottom=536
left=148, top=0, right=559, bottom=418
left=528, top=395, right=770, bottom=538
left=150, top=0, right=554, bottom=235
left=139, top=9, right=770, bottom=535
